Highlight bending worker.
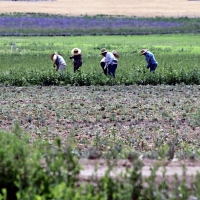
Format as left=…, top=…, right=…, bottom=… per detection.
left=100, top=48, right=118, bottom=78
left=50, top=52, right=67, bottom=71
left=140, top=49, right=158, bottom=72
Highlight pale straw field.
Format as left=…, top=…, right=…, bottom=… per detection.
left=0, top=0, right=200, bottom=17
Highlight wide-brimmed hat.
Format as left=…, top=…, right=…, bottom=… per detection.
left=140, top=49, right=148, bottom=55
left=71, top=48, right=81, bottom=56
left=112, top=50, right=120, bottom=58
left=100, top=48, right=107, bottom=55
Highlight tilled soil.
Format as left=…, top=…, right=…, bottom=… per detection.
left=1, top=85, right=200, bottom=184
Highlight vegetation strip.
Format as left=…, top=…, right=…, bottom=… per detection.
left=0, top=13, right=200, bottom=36
left=0, top=34, right=200, bottom=86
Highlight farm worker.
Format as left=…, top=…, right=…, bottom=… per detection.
left=100, top=48, right=118, bottom=78
left=100, top=50, right=120, bottom=76
left=140, top=49, right=158, bottom=72
left=70, top=48, right=82, bottom=73
left=50, top=52, right=67, bottom=71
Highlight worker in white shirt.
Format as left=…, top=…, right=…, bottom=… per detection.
left=100, top=48, right=119, bottom=78
left=50, top=52, right=67, bottom=71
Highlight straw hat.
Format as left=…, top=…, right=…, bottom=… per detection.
left=100, top=48, right=107, bottom=55
left=71, top=48, right=81, bottom=56
left=140, top=49, right=148, bottom=55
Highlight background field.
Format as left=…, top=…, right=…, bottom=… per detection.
left=0, top=0, right=200, bottom=17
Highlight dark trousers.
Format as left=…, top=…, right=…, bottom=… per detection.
left=108, top=64, right=117, bottom=78
left=149, top=64, right=157, bottom=72
left=74, top=62, right=82, bottom=72
left=100, top=62, right=108, bottom=75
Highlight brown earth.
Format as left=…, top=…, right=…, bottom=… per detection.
left=1, top=86, right=200, bottom=187
left=0, top=0, right=200, bottom=17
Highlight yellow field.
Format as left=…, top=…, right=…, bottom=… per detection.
left=0, top=0, right=200, bottom=17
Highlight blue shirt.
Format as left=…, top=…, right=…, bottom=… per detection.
left=145, top=51, right=158, bottom=68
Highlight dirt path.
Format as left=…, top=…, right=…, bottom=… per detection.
left=79, top=159, right=200, bottom=185
left=0, top=0, right=200, bottom=17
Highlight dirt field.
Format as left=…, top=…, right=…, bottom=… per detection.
left=0, top=0, right=200, bottom=17
left=1, top=85, right=200, bottom=186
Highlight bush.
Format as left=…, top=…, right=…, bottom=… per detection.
left=0, top=122, right=81, bottom=199
left=1, top=123, right=200, bottom=199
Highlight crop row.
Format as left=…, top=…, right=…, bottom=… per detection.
left=1, top=67, right=200, bottom=86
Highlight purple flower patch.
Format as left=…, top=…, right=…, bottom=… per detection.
left=0, top=16, right=184, bottom=30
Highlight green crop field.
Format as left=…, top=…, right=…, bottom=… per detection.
left=0, top=34, right=200, bottom=86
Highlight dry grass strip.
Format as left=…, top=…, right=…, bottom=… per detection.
left=0, top=0, right=200, bottom=17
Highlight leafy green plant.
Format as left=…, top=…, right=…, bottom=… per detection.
left=0, top=122, right=29, bottom=200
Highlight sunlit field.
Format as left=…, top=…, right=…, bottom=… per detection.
left=0, top=34, right=200, bottom=85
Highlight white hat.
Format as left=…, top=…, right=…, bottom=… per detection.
left=53, top=54, right=57, bottom=61
left=71, top=48, right=81, bottom=56
left=52, top=52, right=58, bottom=61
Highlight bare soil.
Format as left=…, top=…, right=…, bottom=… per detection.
left=0, top=0, right=200, bottom=17
left=1, top=85, right=200, bottom=184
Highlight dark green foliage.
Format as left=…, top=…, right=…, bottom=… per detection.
left=0, top=122, right=81, bottom=199
left=1, top=67, right=200, bottom=86
left=1, top=119, right=200, bottom=199
left=0, top=123, right=29, bottom=200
